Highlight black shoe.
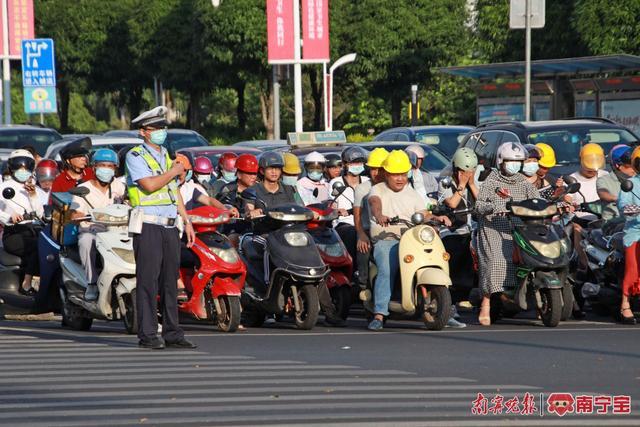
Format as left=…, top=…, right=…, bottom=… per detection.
left=572, top=309, right=586, bottom=320
left=324, top=316, right=346, bottom=327
left=621, top=308, right=637, bottom=325
left=19, top=287, right=37, bottom=296
left=165, top=338, right=197, bottom=349
left=138, top=337, right=165, bottom=350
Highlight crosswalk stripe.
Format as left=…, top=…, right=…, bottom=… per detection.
left=0, top=354, right=255, bottom=362
left=0, top=359, right=306, bottom=371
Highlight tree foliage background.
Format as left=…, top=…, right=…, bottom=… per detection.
left=18, top=0, right=640, bottom=142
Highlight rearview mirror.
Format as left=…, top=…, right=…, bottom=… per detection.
left=440, top=176, right=453, bottom=190
left=562, top=175, right=578, bottom=186
left=411, top=212, right=424, bottom=225
left=331, top=181, right=346, bottom=197
left=240, top=187, right=257, bottom=202
left=68, top=186, right=90, bottom=197
left=621, top=180, right=634, bottom=193
left=566, top=182, right=581, bottom=194
left=2, top=187, right=15, bottom=200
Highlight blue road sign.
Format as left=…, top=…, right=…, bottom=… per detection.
left=21, top=39, right=56, bottom=87
left=24, top=87, right=57, bottom=114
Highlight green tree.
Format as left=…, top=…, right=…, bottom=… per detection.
left=573, top=0, right=640, bottom=55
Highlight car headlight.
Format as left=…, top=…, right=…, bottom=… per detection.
left=419, top=226, right=436, bottom=244
left=530, top=240, right=561, bottom=258
left=284, top=232, right=309, bottom=247
left=209, top=246, right=239, bottom=264
left=112, top=248, right=135, bottom=264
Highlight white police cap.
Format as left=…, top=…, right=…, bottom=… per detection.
left=131, top=106, right=168, bottom=128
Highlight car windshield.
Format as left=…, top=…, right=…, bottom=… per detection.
left=527, top=127, right=639, bottom=164
left=167, top=133, right=208, bottom=152
left=415, top=131, right=467, bottom=158
left=0, top=129, right=62, bottom=155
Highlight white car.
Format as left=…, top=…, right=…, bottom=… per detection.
left=44, top=136, right=141, bottom=161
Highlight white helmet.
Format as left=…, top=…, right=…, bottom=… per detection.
left=405, top=144, right=425, bottom=159
left=304, top=151, right=326, bottom=165
left=497, top=142, right=527, bottom=165
left=9, top=149, right=34, bottom=160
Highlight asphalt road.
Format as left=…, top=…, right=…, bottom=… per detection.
left=0, top=310, right=639, bottom=426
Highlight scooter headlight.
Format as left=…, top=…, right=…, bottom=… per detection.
left=284, top=232, right=309, bottom=247
left=112, top=248, right=135, bottom=264
left=419, top=226, right=436, bottom=244
left=93, top=212, right=128, bottom=226
left=530, top=240, right=561, bottom=258
left=209, top=246, right=239, bottom=264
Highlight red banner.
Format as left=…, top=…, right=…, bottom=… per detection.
left=8, top=0, right=35, bottom=56
left=301, top=0, right=329, bottom=61
left=267, top=0, right=295, bottom=62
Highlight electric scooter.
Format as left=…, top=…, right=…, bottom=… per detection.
left=179, top=205, right=246, bottom=332
left=238, top=188, right=328, bottom=330
left=360, top=212, right=454, bottom=331
left=57, top=187, right=138, bottom=332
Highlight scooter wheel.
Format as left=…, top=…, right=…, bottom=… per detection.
left=330, top=286, right=352, bottom=320
left=295, top=284, right=320, bottom=330
left=560, top=283, right=574, bottom=321
left=540, top=288, right=562, bottom=327
left=61, top=297, right=93, bottom=331
left=216, top=296, right=241, bottom=333
left=123, top=290, right=138, bottom=335
left=421, top=286, right=451, bottom=331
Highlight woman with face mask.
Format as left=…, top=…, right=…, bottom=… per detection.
left=474, top=142, right=540, bottom=326
left=296, top=151, right=330, bottom=205
left=210, top=153, right=238, bottom=198
left=0, top=150, right=45, bottom=295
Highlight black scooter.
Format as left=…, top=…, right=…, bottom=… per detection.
left=238, top=188, right=328, bottom=330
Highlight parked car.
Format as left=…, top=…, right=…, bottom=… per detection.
left=102, top=128, right=209, bottom=155
left=45, top=137, right=141, bottom=161
left=458, top=118, right=640, bottom=178
left=0, top=125, right=62, bottom=161
left=176, top=146, right=262, bottom=171
left=373, top=125, right=473, bottom=158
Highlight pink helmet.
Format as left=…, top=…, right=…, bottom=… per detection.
left=193, top=156, right=213, bottom=174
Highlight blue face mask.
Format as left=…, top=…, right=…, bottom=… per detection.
left=348, top=165, right=365, bottom=176
left=222, top=171, right=237, bottom=183
left=95, top=167, right=115, bottom=183
left=150, top=129, right=168, bottom=145
left=185, top=170, right=193, bottom=182
left=522, top=162, right=539, bottom=177
left=503, top=161, right=522, bottom=176
left=308, top=171, right=323, bottom=182
left=13, top=169, right=32, bottom=183
left=282, top=175, right=298, bottom=186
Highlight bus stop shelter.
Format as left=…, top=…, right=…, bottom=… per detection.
left=438, top=54, right=640, bottom=133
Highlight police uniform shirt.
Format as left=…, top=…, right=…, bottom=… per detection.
left=125, top=143, right=178, bottom=218
left=0, top=179, right=44, bottom=226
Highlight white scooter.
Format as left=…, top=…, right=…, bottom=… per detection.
left=58, top=187, right=138, bottom=333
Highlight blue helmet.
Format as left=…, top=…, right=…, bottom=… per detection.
left=610, top=144, right=632, bottom=168
left=92, top=148, right=119, bottom=166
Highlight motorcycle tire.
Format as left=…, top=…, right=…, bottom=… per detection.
left=294, top=284, right=320, bottom=330
left=61, top=297, right=93, bottom=331
left=216, top=295, right=241, bottom=333
left=242, top=308, right=265, bottom=328
left=540, top=288, right=562, bottom=327
left=331, top=285, right=352, bottom=320
left=123, top=290, right=138, bottom=335
left=422, top=286, right=451, bottom=331
left=560, top=284, right=574, bottom=321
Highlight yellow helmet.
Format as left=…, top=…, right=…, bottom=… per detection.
left=580, top=143, right=605, bottom=171
left=366, top=147, right=390, bottom=168
left=282, top=152, right=302, bottom=175
left=535, top=143, right=556, bottom=168
left=631, top=146, right=640, bottom=172
left=382, top=150, right=412, bottom=174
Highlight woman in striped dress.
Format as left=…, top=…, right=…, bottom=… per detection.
left=475, top=142, right=540, bottom=326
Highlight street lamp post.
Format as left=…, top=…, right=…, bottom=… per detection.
left=324, top=53, right=356, bottom=131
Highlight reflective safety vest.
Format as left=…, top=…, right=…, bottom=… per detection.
left=127, top=145, right=178, bottom=207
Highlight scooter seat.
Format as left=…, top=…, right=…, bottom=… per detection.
left=589, top=229, right=609, bottom=250
left=0, top=248, right=22, bottom=266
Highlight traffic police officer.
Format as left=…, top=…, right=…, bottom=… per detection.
left=125, top=106, right=197, bottom=350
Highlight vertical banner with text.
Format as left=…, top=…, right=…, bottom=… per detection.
left=301, top=0, right=329, bottom=61
left=266, top=0, right=295, bottom=62
left=8, top=0, right=35, bottom=56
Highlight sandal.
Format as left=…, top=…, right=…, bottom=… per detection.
left=478, top=301, right=491, bottom=326
left=620, top=305, right=636, bottom=325
left=177, top=289, right=189, bottom=303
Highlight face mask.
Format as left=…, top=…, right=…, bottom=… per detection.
left=95, top=167, right=115, bottom=183
left=149, top=129, right=168, bottom=145
left=197, top=174, right=211, bottom=184
left=13, top=170, right=32, bottom=183
left=185, top=170, right=193, bottom=182
left=308, top=171, right=323, bottom=182
left=282, top=175, right=298, bottom=186
left=348, top=165, right=364, bottom=176
left=222, top=171, right=237, bottom=183
left=503, top=161, right=522, bottom=176
left=522, top=162, right=539, bottom=177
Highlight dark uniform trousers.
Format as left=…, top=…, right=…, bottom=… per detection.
left=133, top=222, right=184, bottom=342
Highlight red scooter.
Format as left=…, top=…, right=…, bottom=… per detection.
left=306, top=201, right=353, bottom=319
left=179, top=206, right=246, bottom=332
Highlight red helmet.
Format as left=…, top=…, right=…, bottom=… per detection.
left=35, top=159, right=59, bottom=182
left=193, top=156, right=213, bottom=174
left=218, top=152, right=238, bottom=173
left=236, top=153, right=259, bottom=173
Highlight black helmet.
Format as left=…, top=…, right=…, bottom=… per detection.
left=341, top=146, right=368, bottom=164
left=60, top=137, right=92, bottom=161
left=325, top=153, right=342, bottom=168
left=258, top=151, right=285, bottom=169
left=523, top=144, right=541, bottom=160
